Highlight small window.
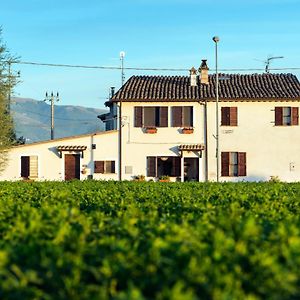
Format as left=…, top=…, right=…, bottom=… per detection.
left=134, top=106, right=168, bottom=127
left=229, top=152, right=238, bottom=177
left=21, top=155, right=38, bottom=178
left=275, top=107, right=298, bottom=126
left=94, top=161, right=115, bottom=174
left=171, top=106, right=193, bottom=127
left=221, top=107, right=237, bottom=126
left=221, top=152, right=246, bottom=177
left=283, top=107, right=291, bottom=125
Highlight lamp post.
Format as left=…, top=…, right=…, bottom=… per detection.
left=118, top=51, right=125, bottom=181
left=213, top=36, right=220, bottom=182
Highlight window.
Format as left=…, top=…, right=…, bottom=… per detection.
left=134, top=106, right=168, bottom=127
left=21, top=156, right=38, bottom=178
left=94, top=161, right=115, bottom=174
left=147, top=156, right=181, bottom=177
left=171, top=106, right=193, bottom=127
left=275, top=107, right=298, bottom=126
left=221, top=152, right=246, bottom=177
left=221, top=107, right=237, bottom=126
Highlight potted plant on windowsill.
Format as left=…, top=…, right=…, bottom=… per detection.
left=181, top=127, right=194, bottom=134
left=144, top=126, right=157, bottom=134
left=158, top=175, right=170, bottom=182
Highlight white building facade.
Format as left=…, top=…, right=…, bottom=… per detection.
left=2, top=63, right=300, bottom=182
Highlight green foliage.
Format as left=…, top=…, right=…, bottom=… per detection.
left=0, top=29, right=18, bottom=173
left=0, top=181, right=300, bottom=299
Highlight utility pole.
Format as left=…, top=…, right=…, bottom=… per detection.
left=6, top=60, right=20, bottom=115
left=44, top=92, right=59, bottom=140
left=213, top=36, right=220, bottom=182
left=118, top=51, right=125, bottom=181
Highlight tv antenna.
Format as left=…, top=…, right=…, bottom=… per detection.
left=120, top=51, right=125, bottom=85
left=255, top=56, right=284, bottom=73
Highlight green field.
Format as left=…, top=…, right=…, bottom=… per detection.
left=0, top=181, right=300, bottom=299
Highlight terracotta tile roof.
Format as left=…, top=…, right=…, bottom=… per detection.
left=109, top=73, right=300, bottom=103
left=178, top=144, right=205, bottom=151
left=57, top=145, right=87, bottom=151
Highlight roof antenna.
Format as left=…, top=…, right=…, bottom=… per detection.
left=265, top=56, right=284, bottom=73
left=120, top=51, right=125, bottom=85
left=255, top=56, right=284, bottom=73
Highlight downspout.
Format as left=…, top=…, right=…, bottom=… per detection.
left=199, top=100, right=208, bottom=182
left=118, top=100, right=122, bottom=181
left=204, top=99, right=208, bottom=182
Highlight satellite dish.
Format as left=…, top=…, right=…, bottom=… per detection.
left=120, top=51, right=126, bottom=58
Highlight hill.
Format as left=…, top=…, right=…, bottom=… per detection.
left=11, top=97, right=107, bottom=143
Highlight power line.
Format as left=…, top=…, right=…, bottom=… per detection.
left=7, top=60, right=300, bottom=72
left=12, top=107, right=102, bottom=122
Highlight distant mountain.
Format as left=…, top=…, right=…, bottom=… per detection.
left=11, top=97, right=107, bottom=143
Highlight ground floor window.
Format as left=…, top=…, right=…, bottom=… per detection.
left=94, top=160, right=115, bottom=174
left=221, top=152, right=246, bottom=177
left=21, top=155, right=38, bottom=178
left=147, top=156, right=181, bottom=177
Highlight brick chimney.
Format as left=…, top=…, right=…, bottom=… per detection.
left=190, top=67, right=197, bottom=87
left=199, top=59, right=209, bottom=85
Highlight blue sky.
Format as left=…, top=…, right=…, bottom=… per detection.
left=1, top=0, right=299, bottom=108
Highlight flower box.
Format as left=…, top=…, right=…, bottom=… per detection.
left=144, top=127, right=157, bottom=134
left=182, top=127, right=194, bottom=134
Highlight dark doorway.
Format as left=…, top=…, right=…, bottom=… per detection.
left=65, top=154, right=80, bottom=180
left=184, top=158, right=199, bottom=181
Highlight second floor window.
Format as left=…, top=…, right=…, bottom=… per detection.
left=275, top=107, right=298, bottom=126
left=134, top=106, right=168, bottom=127
left=171, top=106, right=193, bottom=127
left=221, top=107, right=237, bottom=126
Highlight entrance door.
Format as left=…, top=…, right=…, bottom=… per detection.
left=184, top=158, right=199, bottom=181
left=65, top=154, right=80, bottom=180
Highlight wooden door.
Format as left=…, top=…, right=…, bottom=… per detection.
left=184, top=158, right=199, bottom=182
left=21, top=156, right=30, bottom=178
left=64, top=154, right=80, bottom=180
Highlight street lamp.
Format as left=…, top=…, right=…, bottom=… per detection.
left=212, top=36, right=220, bottom=182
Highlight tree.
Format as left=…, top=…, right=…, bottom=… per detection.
left=0, top=29, right=18, bottom=174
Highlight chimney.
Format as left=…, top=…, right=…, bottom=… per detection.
left=190, top=67, right=197, bottom=87
left=110, top=87, right=115, bottom=98
left=199, top=59, right=209, bottom=85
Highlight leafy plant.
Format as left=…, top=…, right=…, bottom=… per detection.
left=0, top=181, right=300, bottom=299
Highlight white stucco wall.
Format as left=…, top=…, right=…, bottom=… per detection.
left=206, top=100, right=300, bottom=182
left=2, top=100, right=300, bottom=182
left=0, top=131, right=118, bottom=181
left=120, top=102, right=205, bottom=181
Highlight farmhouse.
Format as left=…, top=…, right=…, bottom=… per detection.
left=2, top=60, right=300, bottom=182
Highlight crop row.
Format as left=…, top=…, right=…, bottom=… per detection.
left=0, top=181, right=300, bottom=299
